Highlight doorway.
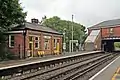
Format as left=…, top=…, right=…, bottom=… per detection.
left=29, top=36, right=34, bottom=57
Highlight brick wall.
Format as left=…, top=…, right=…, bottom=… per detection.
left=8, top=33, right=24, bottom=58
left=101, top=26, right=120, bottom=38
left=8, top=30, right=62, bottom=58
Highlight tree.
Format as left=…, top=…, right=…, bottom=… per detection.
left=0, top=0, right=26, bottom=60
left=40, top=15, right=47, bottom=25
left=42, top=16, right=87, bottom=51
left=114, top=42, right=120, bottom=50
left=0, top=0, right=26, bottom=31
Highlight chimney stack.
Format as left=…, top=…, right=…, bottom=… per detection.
left=31, top=18, right=39, bottom=24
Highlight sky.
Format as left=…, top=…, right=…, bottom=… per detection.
left=20, top=0, right=120, bottom=27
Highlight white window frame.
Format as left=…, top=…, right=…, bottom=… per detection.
left=54, top=39, right=57, bottom=48
left=44, top=39, right=50, bottom=50
left=109, top=28, right=114, bottom=34
left=44, top=35, right=51, bottom=50
left=9, top=35, right=14, bottom=47
left=35, top=36, right=39, bottom=49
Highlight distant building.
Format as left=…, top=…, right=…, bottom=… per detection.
left=6, top=19, right=62, bottom=59
left=84, top=19, right=120, bottom=51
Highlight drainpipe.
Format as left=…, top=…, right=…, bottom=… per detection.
left=23, top=29, right=27, bottom=59
left=100, top=27, right=103, bottom=51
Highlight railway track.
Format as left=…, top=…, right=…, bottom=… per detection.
left=62, top=53, right=117, bottom=80
left=1, top=52, right=119, bottom=80
left=27, top=53, right=118, bottom=80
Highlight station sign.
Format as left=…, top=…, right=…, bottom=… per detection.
left=63, top=43, right=66, bottom=50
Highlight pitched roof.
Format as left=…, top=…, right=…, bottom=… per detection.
left=12, top=22, right=62, bottom=35
left=88, top=19, right=120, bottom=29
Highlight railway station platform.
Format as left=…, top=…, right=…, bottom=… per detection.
left=89, top=54, right=120, bottom=80
left=0, top=51, right=100, bottom=70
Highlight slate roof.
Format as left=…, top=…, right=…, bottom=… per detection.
left=11, top=22, right=62, bottom=35
left=88, top=19, right=120, bottom=29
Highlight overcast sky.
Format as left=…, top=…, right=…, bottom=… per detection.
left=20, top=0, right=120, bottom=27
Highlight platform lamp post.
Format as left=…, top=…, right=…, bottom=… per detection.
left=79, top=33, right=82, bottom=51
left=71, top=15, right=74, bottom=52
left=100, top=27, right=103, bottom=51
left=63, top=28, right=66, bottom=53
left=23, top=29, right=27, bottom=59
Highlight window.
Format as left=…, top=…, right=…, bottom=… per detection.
left=35, top=37, right=38, bottom=40
left=29, top=36, right=33, bottom=50
left=35, top=37, right=39, bottom=49
left=29, top=43, right=32, bottom=50
left=44, top=39, right=50, bottom=50
left=54, top=39, right=57, bottom=48
left=29, top=36, right=33, bottom=41
left=109, top=28, right=114, bottom=34
left=9, top=35, right=15, bottom=47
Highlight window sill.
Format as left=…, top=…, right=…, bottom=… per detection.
left=35, top=48, right=39, bottom=49
left=9, top=46, right=14, bottom=48
left=44, top=49, right=50, bottom=50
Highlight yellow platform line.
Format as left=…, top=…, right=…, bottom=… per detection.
left=112, top=67, right=120, bottom=80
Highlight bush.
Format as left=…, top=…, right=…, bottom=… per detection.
left=114, top=42, right=120, bottom=51
left=0, top=46, right=16, bottom=61
left=0, top=34, right=16, bottom=61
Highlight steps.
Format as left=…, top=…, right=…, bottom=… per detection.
left=84, top=30, right=100, bottom=51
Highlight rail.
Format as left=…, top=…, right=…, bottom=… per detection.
left=0, top=51, right=101, bottom=79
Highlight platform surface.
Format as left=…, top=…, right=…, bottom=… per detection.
left=89, top=54, right=120, bottom=80
left=112, top=67, right=120, bottom=80
left=0, top=51, right=99, bottom=70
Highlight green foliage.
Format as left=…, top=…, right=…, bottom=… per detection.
left=114, top=42, right=120, bottom=50
left=0, top=77, right=6, bottom=80
left=42, top=16, right=87, bottom=51
left=0, top=0, right=26, bottom=60
left=0, top=33, right=16, bottom=61
left=0, top=0, right=26, bottom=31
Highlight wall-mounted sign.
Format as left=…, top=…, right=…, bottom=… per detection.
left=63, top=43, right=66, bottom=50
left=44, top=36, right=51, bottom=39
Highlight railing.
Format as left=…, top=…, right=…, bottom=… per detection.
left=102, top=36, right=120, bottom=40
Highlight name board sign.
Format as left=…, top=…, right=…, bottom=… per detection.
left=44, top=36, right=51, bottom=39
